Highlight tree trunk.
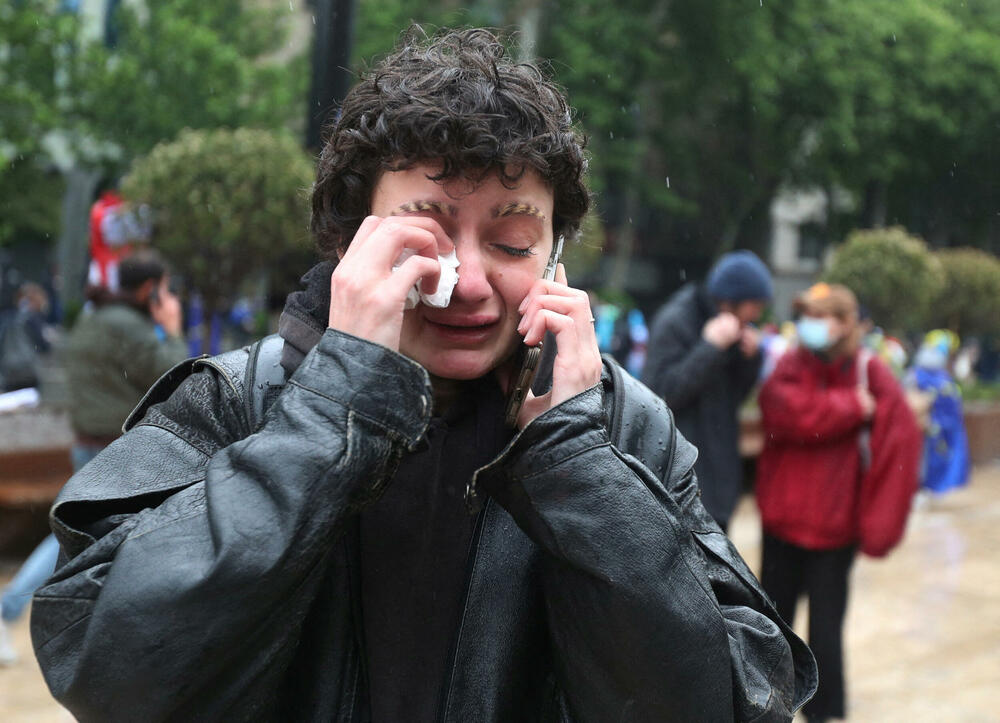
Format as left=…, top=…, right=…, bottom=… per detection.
left=862, top=180, right=887, bottom=229
left=608, top=189, right=639, bottom=293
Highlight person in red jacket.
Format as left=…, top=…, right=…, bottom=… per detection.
left=756, top=282, right=921, bottom=722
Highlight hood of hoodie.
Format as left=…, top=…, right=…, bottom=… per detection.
left=277, top=261, right=335, bottom=375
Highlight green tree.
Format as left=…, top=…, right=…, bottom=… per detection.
left=528, top=0, right=1000, bottom=293
left=71, top=0, right=307, bottom=160
left=927, top=248, right=1000, bottom=337
left=122, top=128, right=314, bottom=344
left=0, top=1, right=76, bottom=245
left=822, top=226, right=944, bottom=333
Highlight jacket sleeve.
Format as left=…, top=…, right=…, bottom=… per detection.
left=475, top=386, right=816, bottom=722
left=758, top=354, right=864, bottom=443
left=858, top=357, right=921, bottom=557
left=734, top=347, right=763, bottom=401
left=30, top=330, right=433, bottom=722
left=641, top=313, right=729, bottom=411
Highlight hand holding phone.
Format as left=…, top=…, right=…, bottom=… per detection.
left=504, top=236, right=564, bottom=427
left=149, top=280, right=183, bottom=337
left=505, top=237, right=602, bottom=428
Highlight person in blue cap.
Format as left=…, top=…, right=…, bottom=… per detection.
left=643, top=250, right=773, bottom=530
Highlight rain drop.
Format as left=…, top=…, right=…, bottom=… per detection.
left=665, top=177, right=670, bottom=188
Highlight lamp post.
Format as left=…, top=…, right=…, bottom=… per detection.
left=306, top=0, right=357, bottom=151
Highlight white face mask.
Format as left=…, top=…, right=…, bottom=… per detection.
left=796, top=317, right=833, bottom=351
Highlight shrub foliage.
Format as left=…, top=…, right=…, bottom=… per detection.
left=123, top=128, right=315, bottom=311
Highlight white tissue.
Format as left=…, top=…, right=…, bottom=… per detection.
left=392, top=249, right=461, bottom=309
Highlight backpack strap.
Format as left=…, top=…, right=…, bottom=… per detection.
left=856, top=347, right=875, bottom=471
left=244, top=333, right=288, bottom=431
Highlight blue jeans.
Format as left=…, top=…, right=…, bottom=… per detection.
left=1, top=442, right=104, bottom=623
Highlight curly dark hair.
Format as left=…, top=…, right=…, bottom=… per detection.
left=311, top=27, right=589, bottom=257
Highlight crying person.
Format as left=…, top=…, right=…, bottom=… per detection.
left=30, top=27, right=816, bottom=723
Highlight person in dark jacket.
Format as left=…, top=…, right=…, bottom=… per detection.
left=642, top=251, right=772, bottom=530
left=31, top=28, right=815, bottom=722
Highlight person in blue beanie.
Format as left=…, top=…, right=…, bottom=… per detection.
left=642, top=250, right=772, bottom=530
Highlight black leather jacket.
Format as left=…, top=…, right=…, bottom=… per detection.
left=31, top=329, right=815, bottom=722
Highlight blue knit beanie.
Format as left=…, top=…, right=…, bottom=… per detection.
left=706, top=250, right=773, bottom=302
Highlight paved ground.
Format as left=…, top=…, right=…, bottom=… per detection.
left=2, top=465, right=999, bottom=721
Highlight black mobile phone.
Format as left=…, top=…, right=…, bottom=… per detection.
left=504, top=235, right=565, bottom=428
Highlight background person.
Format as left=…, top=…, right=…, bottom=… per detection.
left=756, top=282, right=921, bottom=722
left=642, top=250, right=772, bottom=530
left=0, top=282, right=53, bottom=393
left=906, top=329, right=971, bottom=496
left=65, top=248, right=187, bottom=449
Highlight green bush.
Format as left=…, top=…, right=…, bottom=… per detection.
left=823, top=226, right=944, bottom=333
left=927, top=248, right=1000, bottom=337
left=123, top=128, right=315, bottom=315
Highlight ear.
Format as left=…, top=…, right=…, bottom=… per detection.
left=136, top=278, right=157, bottom=302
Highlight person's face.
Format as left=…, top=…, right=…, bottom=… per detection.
left=720, top=299, right=766, bottom=326
left=369, top=165, right=554, bottom=380
left=826, top=313, right=851, bottom=343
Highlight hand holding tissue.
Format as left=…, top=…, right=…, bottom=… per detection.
left=393, top=249, right=460, bottom=308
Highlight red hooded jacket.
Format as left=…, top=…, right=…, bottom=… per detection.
left=756, top=346, right=921, bottom=556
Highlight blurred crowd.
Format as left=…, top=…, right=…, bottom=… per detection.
left=589, top=251, right=982, bottom=721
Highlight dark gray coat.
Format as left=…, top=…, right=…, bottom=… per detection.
left=642, top=284, right=762, bottom=528
left=31, top=328, right=813, bottom=722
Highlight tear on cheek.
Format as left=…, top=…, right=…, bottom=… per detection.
left=393, top=248, right=461, bottom=308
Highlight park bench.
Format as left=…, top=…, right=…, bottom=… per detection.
left=0, top=407, right=73, bottom=556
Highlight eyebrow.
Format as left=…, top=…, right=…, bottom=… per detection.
left=389, top=200, right=458, bottom=217
left=493, top=202, right=547, bottom=221
left=388, top=199, right=548, bottom=221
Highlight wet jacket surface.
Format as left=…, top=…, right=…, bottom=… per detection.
left=642, top=283, right=762, bottom=527
left=756, top=346, right=921, bottom=555
left=32, top=324, right=815, bottom=722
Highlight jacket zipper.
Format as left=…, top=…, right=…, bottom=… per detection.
left=436, top=498, right=491, bottom=722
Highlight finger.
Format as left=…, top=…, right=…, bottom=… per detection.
left=555, top=262, right=568, bottom=286
left=387, top=254, right=441, bottom=300
left=368, top=216, right=453, bottom=268
left=521, top=308, right=598, bottom=354
left=339, top=215, right=384, bottom=261
left=521, top=310, right=602, bottom=405
left=517, top=279, right=593, bottom=318
left=517, top=294, right=592, bottom=336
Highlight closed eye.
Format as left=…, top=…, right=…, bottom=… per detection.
left=494, top=244, right=536, bottom=258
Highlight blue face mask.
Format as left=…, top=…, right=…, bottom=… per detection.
left=797, top=317, right=832, bottom=351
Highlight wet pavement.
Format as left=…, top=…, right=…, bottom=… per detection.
left=2, top=464, right=999, bottom=721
